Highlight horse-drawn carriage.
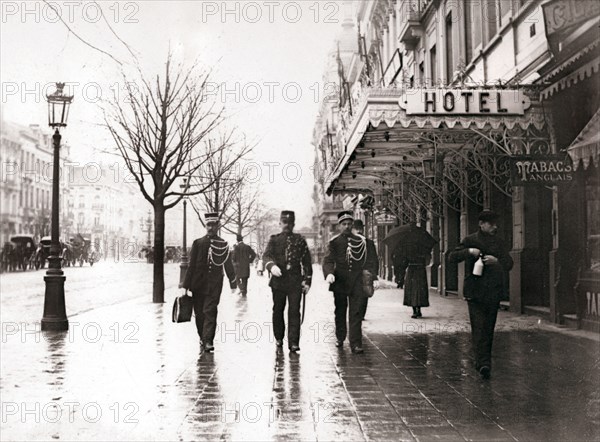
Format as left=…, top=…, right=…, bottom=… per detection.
left=69, top=234, right=98, bottom=267
left=5, top=234, right=37, bottom=271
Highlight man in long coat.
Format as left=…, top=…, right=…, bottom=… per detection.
left=448, top=210, right=513, bottom=379
left=232, top=234, right=257, bottom=296
left=263, top=210, right=312, bottom=352
left=183, top=212, right=237, bottom=352
left=323, top=211, right=376, bottom=354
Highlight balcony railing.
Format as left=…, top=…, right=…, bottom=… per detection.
left=398, top=0, right=427, bottom=48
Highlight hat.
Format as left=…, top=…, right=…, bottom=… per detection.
left=478, top=210, right=499, bottom=223
left=337, top=211, right=354, bottom=223
left=205, top=212, right=219, bottom=224
left=236, top=234, right=243, bottom=242
left=280, top=210, right=295, bottom=223
left=352, top=219, right=364, bottom=229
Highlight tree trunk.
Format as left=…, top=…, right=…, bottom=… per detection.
left=153, top=203, right=166, bottom=303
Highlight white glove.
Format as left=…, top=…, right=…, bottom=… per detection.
left=373, top=280, right=379, bottom=290
left=271, top=265, right=282, bottom=277
left=301, top=281, right=310, bottom=295
left=326, top=274, right=335, bottom=284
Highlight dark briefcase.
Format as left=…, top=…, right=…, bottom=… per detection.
left=172, top=291, right=194, bottom=323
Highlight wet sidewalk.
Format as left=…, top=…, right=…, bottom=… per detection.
left=1, top=265, right=599, bottom=441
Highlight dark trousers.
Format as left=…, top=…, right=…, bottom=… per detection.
left=192, top=282, right=223, bottom=344
left=360, top=298, right=369, bottom=320
left=272, top=288, right=302, bottom=347
left=237, top=276, right=249, bottom=295
left=467, top=300, right=499, bottom=370
left=333, top=280, right=366, bottom=348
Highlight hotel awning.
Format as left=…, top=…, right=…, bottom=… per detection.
left=568, top=108, right=600, bottom=170
left=325, top=87, right=550, bottom=196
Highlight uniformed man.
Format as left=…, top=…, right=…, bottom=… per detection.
left=183, top=212, right=237, bottom=352
left=323, top=211, right=372, bottom=354
left=263, top=210, right=313, bottom=353
left=351, top=219, right=379, bottom=321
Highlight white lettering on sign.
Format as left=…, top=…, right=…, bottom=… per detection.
left=514, top=159, right=574, bottom=183
left=399, top=89, right=530, bottom=115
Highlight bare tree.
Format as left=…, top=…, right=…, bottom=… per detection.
left=104, top=54, right=246, bottom=303
left=222, top=184, right=263, bottom=237
left=188, top=133, right=251, bottom=230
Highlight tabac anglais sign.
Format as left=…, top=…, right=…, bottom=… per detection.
left=510, top=156, right=574, bottom=186
left=400, top=89, right=530, bottom=115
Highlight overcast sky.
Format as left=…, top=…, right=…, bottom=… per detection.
left=1, top=1, right=347, bottom=228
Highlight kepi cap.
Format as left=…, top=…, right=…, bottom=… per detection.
left=236, top=234, right=243, bottom=242
left=280, top=210, right=295, bottom=223
left=337, top=211, right=354, bottom=223
left=205, top=212, right=219, bottom=224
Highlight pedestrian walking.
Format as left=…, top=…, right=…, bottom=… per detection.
left=448, top=210, right=513, bottom=379
left=183, top=212, right=237, bottom=352
left=351, top=219, right=379, bottom=320
left=263, top=210, right=313, bottom=353
left=323, top=211, right=375, bottom=354
left=385, top=223, right=437, bottom=319
left=232, top=234, right=257, bottom=296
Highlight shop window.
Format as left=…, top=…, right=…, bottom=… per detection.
left=586, top=171, right=600, bottom=271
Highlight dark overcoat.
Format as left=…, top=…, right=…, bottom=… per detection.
left=393, top=243, right=430, bottom=307
left=232, top=242, right=257, bottom=278
left=448, top=230, right=513, bottom=304
left=183, top=235, right=237, bottom=292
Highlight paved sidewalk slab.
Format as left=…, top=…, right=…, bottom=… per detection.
left=1, top=266, right=599, bottom=441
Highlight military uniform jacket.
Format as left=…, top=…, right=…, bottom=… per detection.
left=263, top=232, right=313, bottom=290
left=232, top=242, right=257, bottom=278
left=322, top=233, right=377, bottom=293
left=448, top=230, right=513, bottom=304
left=183, top=235, right=237, bottom=292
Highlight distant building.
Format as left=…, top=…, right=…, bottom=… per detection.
left=0, top=117, right=71, bottom=245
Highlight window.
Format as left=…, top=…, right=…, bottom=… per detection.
left=446, top=12, right=454, bottom=83
left=419, top=62, right=425, bottom=85
left=484, top=0, right=498, bottom=44
left=466, top=0, right=482, bottom=59
left=430, top=45, right=437, bottom=86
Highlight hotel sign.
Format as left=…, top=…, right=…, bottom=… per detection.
left=400, top=89, right=530, bottom=115
left=510, top=156, right=574, bottom=186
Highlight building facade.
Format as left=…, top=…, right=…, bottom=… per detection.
left=0, top=118, right=71, bottom=246
left=313, top=0, right=599, bottom=331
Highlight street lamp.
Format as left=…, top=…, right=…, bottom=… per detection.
left=179, top=177, right=189, bottom=287
left=41, top=82, right=73, bottom=332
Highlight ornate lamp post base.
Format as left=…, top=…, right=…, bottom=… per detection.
left=42, top=263, right=68, bottom=331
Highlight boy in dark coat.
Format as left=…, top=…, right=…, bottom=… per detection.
left=448, top=210, right=513, bottom=379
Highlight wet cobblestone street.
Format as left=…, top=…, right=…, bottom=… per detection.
left=1, top=263, right=599, bottom=441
